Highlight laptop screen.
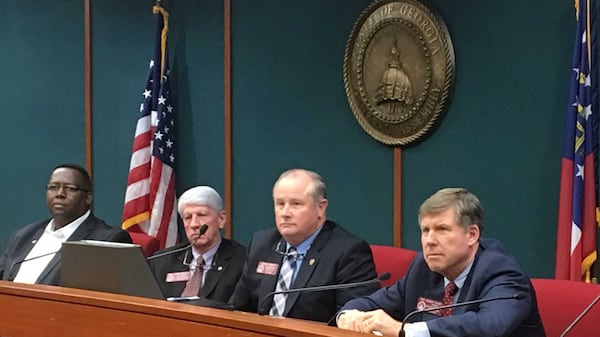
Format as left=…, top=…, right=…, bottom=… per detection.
left=60, top=240, right=165, bottom=299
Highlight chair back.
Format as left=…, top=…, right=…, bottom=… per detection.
left=531, top=278, right=600, bottom=337
left=370, top=244, right=418, bottom=287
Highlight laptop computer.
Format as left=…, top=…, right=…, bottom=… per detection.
left=61, top=240, right=164, bottom=299
left=60, top=240, right=234, bottom=310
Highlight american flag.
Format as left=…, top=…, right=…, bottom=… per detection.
left=122, top=5, right=178, bottom=249
left=555, top=0, right=598, bottom=282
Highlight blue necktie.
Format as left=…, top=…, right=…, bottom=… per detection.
left=269, top=247, right=297, bottom=316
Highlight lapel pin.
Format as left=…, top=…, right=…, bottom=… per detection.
left=309, top=259, right=315, bottom=266
left=217, top=266, right=223, bottom=271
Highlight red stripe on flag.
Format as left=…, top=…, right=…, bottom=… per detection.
left=126, top=162, right=151, bottom=185
left=132, top=131, right=152, bottom=152
left=555, top=158, right=574, bottom=280
left=155, top=172, right=176, bottom=247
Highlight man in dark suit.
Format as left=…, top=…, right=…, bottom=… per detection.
left=229, top=169, right=379, bottom=323
left=149, top=186, right=245, bottom=303
left=337, top=188, right=546, bottom=337
left=0, top=164, right=132, bottom=285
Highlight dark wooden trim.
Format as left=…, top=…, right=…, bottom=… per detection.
left=84, top=0, right=93, bottom=177
left=393, top=147, right=402, bottom=247
left=224, top=0, right=233, bottom=239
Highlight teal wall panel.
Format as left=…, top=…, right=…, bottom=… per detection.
left=1, top=0, right=85, bottom=243
left=230, top=0, right=392, bottom=245
left=401, top=0, right=572, bottom=278
left=91, top=0, right=155, bottom=227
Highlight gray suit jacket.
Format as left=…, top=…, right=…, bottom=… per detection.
left=0, top=214, right=132, bottom=285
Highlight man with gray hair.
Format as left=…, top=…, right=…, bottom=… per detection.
left=149, top=186, right=246, bottom=302
left=337, top=188, right=545, bottom=337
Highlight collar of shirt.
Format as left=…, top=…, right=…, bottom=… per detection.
left=444, top=258, right=473, bottom=302
left=191, top=238, right=221, bottom=270
left=284, top=226, right=322, bottom=284
left=45, top=210, right=91, bottom=240
left=285, top=225, right=322, bottom=258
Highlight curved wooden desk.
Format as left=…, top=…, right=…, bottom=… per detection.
left=0, top=281, right=368, bottom=337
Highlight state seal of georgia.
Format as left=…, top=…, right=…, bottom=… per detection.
left=344, top=0, right=455, bottom=146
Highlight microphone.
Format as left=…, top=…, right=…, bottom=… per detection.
left=147, top=224, right=208, bottom=261
left=559, top=292, right=600, bottom=337
left=258, top=272, right=390, bottom=315
left=9, top=250, right=61, bottom=278
left=398, top=292, right=525, bottom=337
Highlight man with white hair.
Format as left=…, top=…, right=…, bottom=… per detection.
left=149, top=186, right=246, bottom=302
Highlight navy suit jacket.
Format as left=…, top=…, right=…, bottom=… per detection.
left=340, top=239, right=546, bottom=337
left=229, top=220, right=379, bottom=323
left=149, top=238, right=246, bottom=302
left=0, top=214, right=132, bottom=285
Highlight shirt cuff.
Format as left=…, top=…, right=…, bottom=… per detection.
left=402, top=321, right=430, bottom=337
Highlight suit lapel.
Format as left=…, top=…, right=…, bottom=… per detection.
left=36, top=215, right=95, bottom=284
left=65, top=215, right=96, bottom=241
left=259, top=239, right=283, bottom=313
left=453, top=245, right=482, bottom=315
left=201, top=240, right=232, bottom=297
left=283, top=223, right=332, bottom=316
left=9, top=223, right=47, bottom=280
left=164, top=249, right=189, bottom=296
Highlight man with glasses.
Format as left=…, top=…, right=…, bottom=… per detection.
left=148, top=186, right=246, bottom=303
left=0, top=163, right=131, bottom=285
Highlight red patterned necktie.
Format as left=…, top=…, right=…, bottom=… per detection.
left=439, top=281, right=458, bottom=317
left=180, top=256, right=204, bottom=297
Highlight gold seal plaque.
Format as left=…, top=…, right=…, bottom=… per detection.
left=344, top=0, right=455, bottom=146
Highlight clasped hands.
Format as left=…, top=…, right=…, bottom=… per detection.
left=337, top=309, right=404, bottom=336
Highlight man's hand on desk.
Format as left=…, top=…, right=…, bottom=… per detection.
left=337, top=309, right=404, bottom=336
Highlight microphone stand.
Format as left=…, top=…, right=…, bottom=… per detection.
left=258, top=272, right=390, bottom=315
left=146, top=224, right=208, bottom=261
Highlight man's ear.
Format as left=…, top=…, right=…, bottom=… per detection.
left=218, top=210, right=227, bottom=229
left=467, top=224, right=480, bottom=244
left=317, top=198, right=328, bottom=219
left=85, top=193, right=93, bottom=208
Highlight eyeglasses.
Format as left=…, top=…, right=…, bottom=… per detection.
left=46, top=184, right=89, bottom=194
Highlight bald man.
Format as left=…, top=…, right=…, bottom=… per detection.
left=149, top=186, right=246, bottom=302
left=229, top=169, right=378, bottom=323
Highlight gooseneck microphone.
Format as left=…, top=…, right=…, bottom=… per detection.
left=9, top=250, right=61, bottom=278
left=258, top=272, right=390, bottom=315
left=559, top=292, right=600, bottom=337
left=398, top=292, right=525, bottom=337
left=146, top=224, right=208, bottom=261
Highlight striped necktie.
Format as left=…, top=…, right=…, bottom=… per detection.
left=269, top=247, right=297, bottom=316
left=180, top=255, right=204, bottom=297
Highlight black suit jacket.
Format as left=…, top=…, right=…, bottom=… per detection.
left=149, top=238, right=246, bottom=303
left=229, top=220, right=379, bottom=323
left=0, top=214, right=132, bottom=285
left=341, top=239, right=546, bottom=337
